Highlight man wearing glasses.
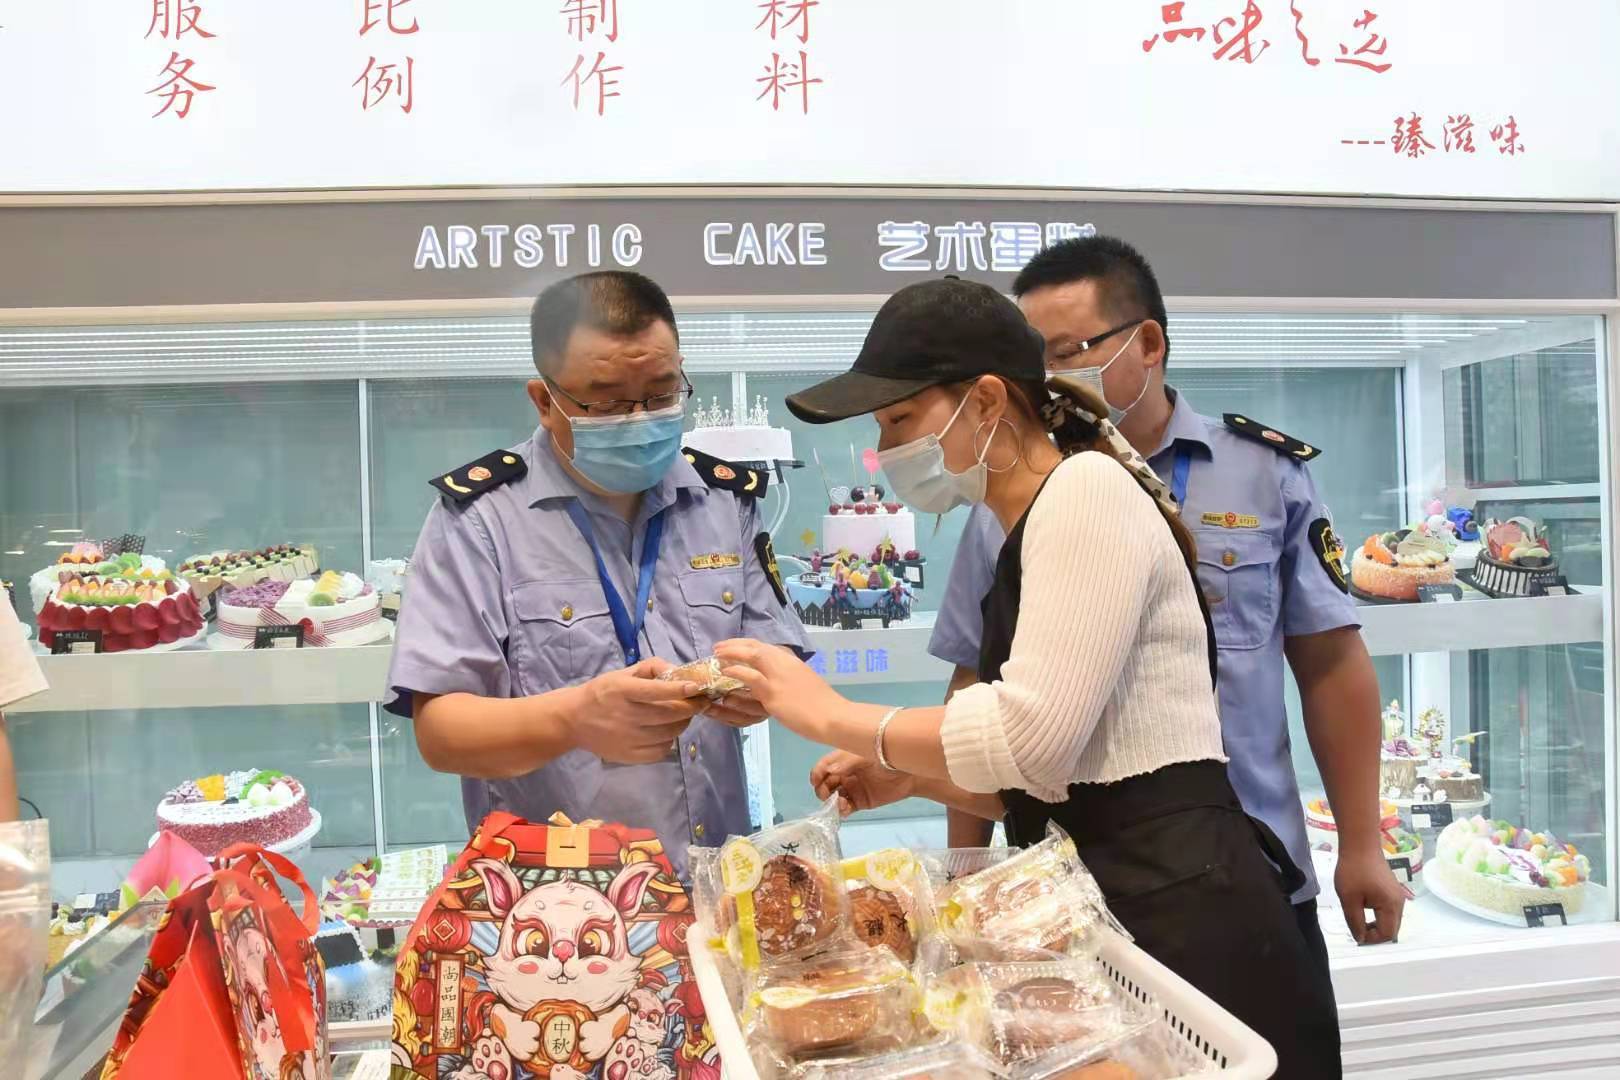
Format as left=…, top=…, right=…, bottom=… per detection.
left=387, top=271, right=809, bottom=879
left=928, top=238, right=1401, bottom=1032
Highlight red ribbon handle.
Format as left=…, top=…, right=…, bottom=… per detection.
left=398, top=811, right=522, bottom=958
left=215, top=842, right=320, bottom=934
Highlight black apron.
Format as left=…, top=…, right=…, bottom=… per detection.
left=981, top=456, right=1342, bottom=1078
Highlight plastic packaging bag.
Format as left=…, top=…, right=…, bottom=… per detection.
left=839, top=847, right=936, bottom=965
left=660, top=655, right=747, bottom=700
left=709, top=797, right=850, bottom=972
left=749, top=944, right=920, bottom=1065
left=935, top=823, right=1127, bottom=954
left=0, top=820, right=52, bottom=1063
left=798, top=1037, right=1001, bottom=1079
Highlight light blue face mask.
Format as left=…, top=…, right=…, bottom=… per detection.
left=559, top=402, right=686, bottom=494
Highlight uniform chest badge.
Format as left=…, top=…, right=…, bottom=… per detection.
left=1201, top=511, right=1260, bottom=530
left=689, top=553, right=742, bottom=570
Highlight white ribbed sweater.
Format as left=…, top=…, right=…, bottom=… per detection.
left=941, top=452, right=1228, bottom=803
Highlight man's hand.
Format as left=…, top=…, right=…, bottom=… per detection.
left=1336, top=846, right=1406, bottom=945
left=702, top=689, right=771, bottom=729
left=811, top=750, right=916, bottom=814
left=575, top=659, right=705, bottom=765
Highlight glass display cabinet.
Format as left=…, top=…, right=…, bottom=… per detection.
left=3, top=192, right=1617, bottom=1075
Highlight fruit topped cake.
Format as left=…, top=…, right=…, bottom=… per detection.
left=1430, top=816, right=1589, bottom=919
left=1470, top=517, right=1559, bottom=598
left=1350, top=520, right=1457, bottom=602
left=35, top=556, right=205, bottom=653
left=210, top=570, right=387, bottom=649
left=156, top=768, right=317, bottom=856
left=179, top=544, right=319, bottom=600
left=28, top=539, right=168, bottom=615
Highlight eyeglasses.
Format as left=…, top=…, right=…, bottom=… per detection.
left=1067, top=318, right=1146, bottom=356
left=545, top=372, right=694, bottom=418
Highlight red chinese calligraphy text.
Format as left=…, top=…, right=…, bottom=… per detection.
left=561, top=0, right=619, bottom=43
left=354, top=56, right=415, bottom=114
left=148, top=52, right=214, bottom=119
left=146, top=0, right=214, bottom=41
left=1490, top=116, right=1524, bottom=156
left=562, top=51, right=623, bottom=115
left=1444, top=114, right=1476, bottom=154
left=360, top=0, right=418, bottom=36
left=1212, top=1, right=1269, bottom=64
left=756, top=50, right=822, bottom=114
left=1392, top=113, right=1435, bottom=158
left=1336, top=8, right=1391, bottom=73
left=1142, top=2, right=1207, bottom=51
left=756, top=0, right=817, bottom=45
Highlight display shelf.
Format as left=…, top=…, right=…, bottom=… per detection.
left=12, top=590, right=1603, bottom=714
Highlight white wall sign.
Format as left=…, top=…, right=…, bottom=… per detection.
left=1, top=0, right=1616, bottom=198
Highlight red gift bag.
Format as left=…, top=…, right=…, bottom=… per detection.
left=389, top=812, right=717, bottom=1080
left=101, top=843, right=330, bottom=1080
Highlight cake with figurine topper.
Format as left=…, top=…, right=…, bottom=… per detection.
left=1350, top=507, right=1459, bottom=602
left=682, top=395, right=795, bottom=465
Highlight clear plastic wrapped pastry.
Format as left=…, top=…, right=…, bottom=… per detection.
left=661, top=655, right=748, bottom=700
left=751, top=944, right=921, bottom=1063
left=839, top=847, right=937, bottom=965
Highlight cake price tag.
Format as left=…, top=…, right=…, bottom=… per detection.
left=1523, top=902, right=1567, bottom=928
left=1528, top=576, right=1570, bottom=598
left=1417, top=584, right=1463, bottom=604
left=904, top=566, right=923, bottom=584
left=253, top=624, right=304, bottom=649
left=50, top=629, right=103, bottom=655
left=1410, top=803, right=1454, bottom=831
left=1387, top=856, right=1414, bottom=883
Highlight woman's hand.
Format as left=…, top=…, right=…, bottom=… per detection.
left=810, top=750, right=916, bottom=815
left=714, top=639, right=845, bottom=742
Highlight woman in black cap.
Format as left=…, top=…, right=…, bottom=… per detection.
left=716, top=277, right=1341, bottom=1075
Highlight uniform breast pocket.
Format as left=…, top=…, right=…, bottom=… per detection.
left=677, top=569, right=744, bottom=655
left=510, top=579, right=617, bottom=692
left=1194, top=531, right=1280, bottom=652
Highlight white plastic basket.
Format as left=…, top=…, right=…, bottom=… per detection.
left=690, top=921, right=1276, bottom=1079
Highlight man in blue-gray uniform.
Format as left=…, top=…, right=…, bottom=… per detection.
left=387, top=271, right=810, bottom=879
left=930, top=237, right=1404, bottom=970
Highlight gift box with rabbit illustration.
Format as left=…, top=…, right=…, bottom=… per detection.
left=389, top=812, right=716, bottom=1080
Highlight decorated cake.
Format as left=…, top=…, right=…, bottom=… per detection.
left=1470, top=517, right=1559, bottom=598
left=34, top=553, right=205, bottom=653
left=155, top=768, right=318, bottom=856
left=1303, top=798, right=1400, bottom=851
left=683, top=395, right=795, bottom=464
left=784, top=545, right=919, bottom=629
left=1430, top=816, right=1589, bottom=921
left=1350, top=519, right=1456, bottom=602
left=210, top=570, right=387, bottom=649
left=28, top=538, right=167, bottom=615
left=178, top=544, right=319, bottom=602
left=1379, top=699, right=1426, bottom=798
left=823, top=484, right=918, bottom=562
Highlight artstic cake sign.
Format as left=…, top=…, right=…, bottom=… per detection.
left=0, top=1, right=1615, bottom=198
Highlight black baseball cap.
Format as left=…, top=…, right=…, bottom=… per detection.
left=785, top=277, right=1046, bottom=424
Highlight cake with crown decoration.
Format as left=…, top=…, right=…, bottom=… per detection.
left=683, top=395, right=795, bottom=464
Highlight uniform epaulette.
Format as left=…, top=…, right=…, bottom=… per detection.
left=1223, top=415, right=1321, bottom=462
left=682, top=446, right=770, bottom=498
left=430, top=449, right=527, bottom=504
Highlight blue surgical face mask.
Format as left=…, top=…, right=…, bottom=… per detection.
left=557, top=402, right=686, bottom=494
left=1051, top=322, right=1146, bottom=426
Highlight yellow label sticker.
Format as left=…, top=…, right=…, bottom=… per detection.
left=1201, top=511, right=1260, bottom=530
left=689, top=553, right=742, bottom=570
left=758, top=986, right=819, bottom=1010
left=863, top=848, right=916, bottom=893
left=923, top=987, right=972, bottom=1032
left=719, top=838, right=763, bottom=895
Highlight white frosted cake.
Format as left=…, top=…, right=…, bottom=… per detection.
left=211, top=571, right=387, bottom=649
left=684, top=395, right=794, bottom=464
left=823, top=507, right=916, bottom=560
left=157, top=768, right=317, bottom=856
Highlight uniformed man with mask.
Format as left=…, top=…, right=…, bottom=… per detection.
left=387, top=271, right=810, bottom=879
left=928, top=238, right=1403, bottom=993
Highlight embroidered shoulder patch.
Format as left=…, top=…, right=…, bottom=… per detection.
left=755, top=530, right=788, bottom=607
left=683, top=446, right=769, bottom=498
left=1224, top=414, right=1321, bottom=462
left=430, top=450, right=526, bottom=504
left=1309, top=517, right=1349, bottom=593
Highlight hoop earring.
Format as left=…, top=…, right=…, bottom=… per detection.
left=973, top=418, right=1022, bottom=474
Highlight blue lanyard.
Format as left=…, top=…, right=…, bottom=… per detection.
left=1170, top=446, right=1192, bottom=507
left=563, top=501, right=667, bottom=666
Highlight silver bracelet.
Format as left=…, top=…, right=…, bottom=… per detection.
left=874, top=707, right=903, bottom=772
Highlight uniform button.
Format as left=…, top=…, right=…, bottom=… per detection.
left=721, top=590, right=735, bottom=604
left=1222, top=551, right=1236, bottom=568
left=688, top=743, right=698, bottom=761
left=561, top=604, right=573, bottom=620
left=693, top=823, right=706, bottom=839
left=646, top=598, right=654, bottom=612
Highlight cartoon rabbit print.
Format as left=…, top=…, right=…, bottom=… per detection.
left=470, top=857, right=664, bottom=1080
